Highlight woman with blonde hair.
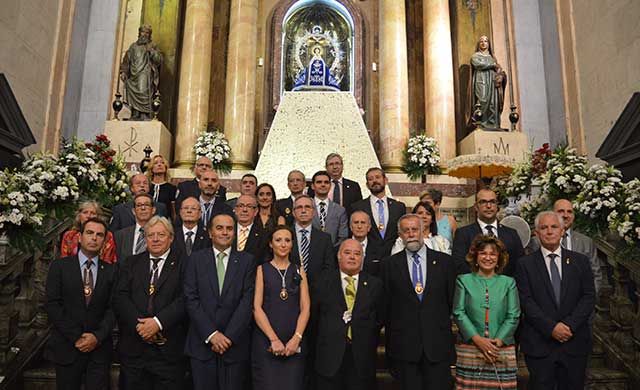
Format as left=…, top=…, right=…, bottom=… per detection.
left=60, top=200, right=117, bottom=263
left=146, top=154, right=177, bottom=216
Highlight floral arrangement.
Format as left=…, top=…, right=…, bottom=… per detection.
left=539, top=145, right=588, bottom=200
left=608, top=179, right=640, bottom=244
left=60, top=135, right=129, bottom=208
left=496, top=159, right=532, bottom=198
left=402, top=134, right=441, bottom=181
left=573, top=165, right=624, bottom=236
left=531, top=142, right=552, bottom=180
left=0, top=134, right=128, bottom=250
left=193, top=130, right=232, bottom=174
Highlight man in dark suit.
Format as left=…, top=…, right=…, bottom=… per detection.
left=114, top=193, right=156, bottom=263
left=347, top=210, right=385, bottom=277
left=110, top=173, right=169, bottom=231
left=516, top=211, right=595, bottom=389
left=350, top=167, right=406, bottom=257
left=232, top=194, right=267, bottom=264
left=114, top=216, right=187, bottom=389
left=173, top=196, right=211, bottom=257
left=314, top=239, right=384, bottom=390
left=45, top=217, right=117, bottom=390
left=197, top=170, right=233, bottom=226
left=184, top=213, right=256, bottom=390
left=451, top=188, right=524, bottom=276
left=291, top=195, right=335, bottom=288
left=381, top=214, right=457, bottom=389
left=276, top=169, right=307, bottom=226
left=310, top=170, right=348, bottom=245
left=226, top=173, right=257, bottom=209
left=175, top=156, right=227, bottom=213
left=325, top=153, right=362, bottom=214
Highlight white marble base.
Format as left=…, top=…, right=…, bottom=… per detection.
left=104, top=120, right=172, bottom=164
left=255, top=92, right=382, bottom=197
left=458, top=129, right=529, bottom=163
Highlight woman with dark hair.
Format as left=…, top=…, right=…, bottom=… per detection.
left=252, top=225, right=310, bottom=390
left=60, top=200, right=117, bottom=263
left=255, top=183, right=286, bottom=232
left=453, top=235, right=520, bottom=389
left=390, top=201, right=451, bottom=254
left=146, top=154, right=177, bottom=216
left=419, top=188, right=457, bottom=243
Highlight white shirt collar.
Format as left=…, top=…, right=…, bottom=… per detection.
left=314, top=197, right=329, bottom=207
left=340, top=270, right=358, bottom=282
left=149, top=248, right=171, bottom=261
left=540, top=245, right=562, bottom=260
left=238, top=222, right=253, bottom=232
left=295, top=223, right=312, bottom=233
left=477, top=219, right=498, bottom=232
left=213, top=246, right=232, bottom=258
left=182, top=224, right=198, bottom=236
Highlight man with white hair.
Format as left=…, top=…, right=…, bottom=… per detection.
left=516, top=211, right=595, bottom=389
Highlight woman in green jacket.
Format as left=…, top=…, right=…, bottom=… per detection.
left=453, top=235, right=521, bottom=389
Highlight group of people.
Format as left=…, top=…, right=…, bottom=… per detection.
left=45, top=152, right=598, bottom=390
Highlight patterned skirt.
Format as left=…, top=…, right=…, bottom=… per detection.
left=455, top=343, right=517, bottom=390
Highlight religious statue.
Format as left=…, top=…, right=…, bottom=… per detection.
left=468, top=35, right=507, bottom=130
left=293, top=45, right=341, bottom=91
left=119, top=25, right=162, bottom=121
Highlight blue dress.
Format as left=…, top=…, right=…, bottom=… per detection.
left=252, top=263, right=306, bottom=390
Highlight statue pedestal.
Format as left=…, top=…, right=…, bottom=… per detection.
left=255, top=92, right=382, bottom=197
left=104, top=120, right=172, bottom=164
left=458, top=129, right=529, bottom=163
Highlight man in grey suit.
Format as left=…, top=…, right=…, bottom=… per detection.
left=114, top=193, right=155, bottom=263
left=529, top=199, right=603, bottom=293
left=310, top=170, right=348, bottom=245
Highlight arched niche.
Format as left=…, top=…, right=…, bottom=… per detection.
left=267, top=0, right=364, bottom=117
left=281, top=1, right=354, bottom=93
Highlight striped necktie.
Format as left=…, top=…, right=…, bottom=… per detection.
left=319, top=201, right=327, bottom=231
left=134, top=227, right=146, bottom=254
left=237, top=226, right=249, bottom=251
left=299, top=229, right=310, bottom=272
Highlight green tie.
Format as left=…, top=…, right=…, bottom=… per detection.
left=216, top=252, right=226, bottom=293
left=345, top=276, right=356, bottom=340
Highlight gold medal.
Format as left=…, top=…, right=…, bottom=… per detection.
left=279, top=288, right=289, bottom=301
left=149, top=284, right=155, bottom=295
left=83, top=286, right=92, bottom=296
left=285, top=207, right=291, bottom=215
left=378, top=223, right=384, bottom=231
left=415, top=282, right=424, bottom=294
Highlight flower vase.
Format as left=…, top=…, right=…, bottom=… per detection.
left=504, top=196, right=518, bottom=216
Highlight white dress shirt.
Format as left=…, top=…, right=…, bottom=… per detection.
left=477, top=219, right=499, bottom=237
left=369, top=195, right=389, bottom=231
left=541, top=245, right=563, bottom=279
left=149, top=248, right=171, bottom=330
left=340, top=271, right=359, bottom=294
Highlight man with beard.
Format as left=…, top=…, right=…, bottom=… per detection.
left=350, top=168, right=406, bottom=257
left=451, top=188, right=523, bottom=276
left=197, top=170, right=233, bottom=227
left=380, top=214, right=456, bottom=389
left=119, top=25, right=162, bottom=121
left=175, top=156, right=227, bottom=214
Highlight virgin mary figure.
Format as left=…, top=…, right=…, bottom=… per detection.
left=293, top=46, right=340, bottom=91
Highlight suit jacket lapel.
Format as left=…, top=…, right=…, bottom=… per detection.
left=70, top=256, right=87, bottom=307
left=534, top=251, right=557, bottom=307
left=396, top=253, right=419, bottom=302
left=334, top=271, right=348, bottom=311
left=90, top=260, right=108, bottom=306
left=135, top=254, right=152, bottom=297
left=365, top=197, right=383, bottom=240
left=352, top=272, right=369, bottom=313
left=156, top=250, right=178, bottom=291
left=423, top=250, right=436, bottom=299
left=560, top=249, right=572, bottom=304
left=221, top=251, right=241, bottom=296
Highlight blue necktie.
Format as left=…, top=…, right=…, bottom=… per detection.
left=299, top=229, right=310, bottom=272
left=548, top=253, right=561, bottom=305
left=376, top=199, right=386, bottom=238
left=411, top=252, right=424, bottom=301
left=332, top=180, right=341, bottom=206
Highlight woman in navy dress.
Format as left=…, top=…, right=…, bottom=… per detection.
left=252, top=225, right=310, bottom=390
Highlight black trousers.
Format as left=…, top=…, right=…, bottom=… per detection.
left=120, top=350, right=185, bottom=390
left=55, top=354, right=110, bottom=390
left=190, top=356, right=248, bottom=390
left=525, top=350, right=588, bottom=390
left=394, top=354, right=452, bottom=390
left=316, top=343, right=374, bottom=390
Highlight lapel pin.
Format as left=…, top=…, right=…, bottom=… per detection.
left=363, top=281, right=368, bottom=286
left=171, top=261, right=175, bottom=266
left=100, top=265, right=104, bottom=269
left=566, top=258, right=570, bottom=264
left=432, top=261, right=436, bottom=264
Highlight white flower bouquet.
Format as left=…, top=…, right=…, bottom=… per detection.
left=574, top=164, right=624, bottom=235
left=193, top=130, right=232, bottom=174
left=608, top=179, right=640, bottom=244
left=540, top=145, right=588, bottom=200
left=402, top=134, right=441, bottom=181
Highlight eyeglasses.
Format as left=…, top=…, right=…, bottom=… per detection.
left=477, top=199, right=498, bottom=206
left=235, top=203, right=257, bottom=209
left=135, top=203, right=153, bottom=209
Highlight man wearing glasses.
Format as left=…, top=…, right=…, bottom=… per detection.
left=233, top=194, right=267, bottom=264
left=114, top=193, right=156, bottom=263
left=451, top=188, right=524, bottom=276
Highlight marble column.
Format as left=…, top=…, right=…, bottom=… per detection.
left=378, top=0, right=410, bottom=172
left=173, top=0, right=215, bottom=168
left=224, top=0, right=259, bottom=169
left=423, top=0, right=456, bottom=162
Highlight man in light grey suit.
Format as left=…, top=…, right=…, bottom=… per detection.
left=529, top=198, right=603, bottom=293
left=310, top=170, right=348, bottom=245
